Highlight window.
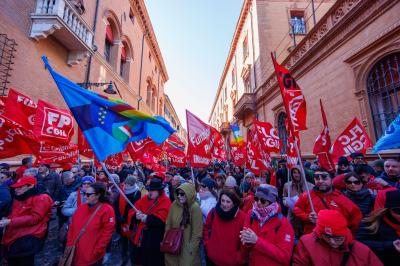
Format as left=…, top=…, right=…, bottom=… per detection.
left=120, top=45, right=126, bottom=77
left=149, top=53, right=152, bottom=62
left=278, top=112, right=288, bottom=154
left=232, top=67, right=236, bottom=85
left=290, top=11, right=306, bottom=35
left=367, top=52, right=400, bottom=139
left=243, top=35, right=249, bottom=62
left=69, top=0, right=85, bottom=15
left=104, top=25, right=113, bottom=62
left=146, top=81, right=152, bottom=106
left=129, top=9, right=135, bottom=24
left=224, top=86, right=227, bottom=101
left=244, top=76, right=251, bottom=93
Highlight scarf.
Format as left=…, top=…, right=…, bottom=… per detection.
left=251, top=201, right=279, bottom=226
left=215, top=202, right=239, bottom=221
left=14, top=187, right=40, bottom=201
left=124, top=184, right=139, bottom=195
left=199, top=190, right=213, bottom=200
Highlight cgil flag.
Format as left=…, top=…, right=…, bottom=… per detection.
left=42, top=56, right=175, bottom=161
left=373, top=114, right=400, bottom=153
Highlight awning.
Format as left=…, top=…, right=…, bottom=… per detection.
left=121, top=46, right=126, bottom=62
left=106, top=25, right=113, bottom=43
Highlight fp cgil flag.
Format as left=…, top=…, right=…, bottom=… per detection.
left=2, top=88, right=37, bottom=129
left=313, top=100, right=334, bottom=172
left=271, top=54, right=307, bottom=133
left=34, top=100, right=74, bottom=144
left=254, top=120, right=281, bottom=153
left=373, top=114, right=400, bottom=153
left=186, top=110, right=212, bottom=167
left=331, top=118, right=372, bottom=163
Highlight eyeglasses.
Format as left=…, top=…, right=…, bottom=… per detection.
left=322, top=234, right=345, bottom=242
left=254, top=196, right=267, bottom=205
left=177, top=192, right=186, bottom=197
left=82, top=182, right=92, bottom=185
left=314, top=173, right=329, bottom=180
left=84, top=192, right=96, bottom=197
left=344, top=180, right=361, bottom=185
left=200, top=184, right=207, bottom=188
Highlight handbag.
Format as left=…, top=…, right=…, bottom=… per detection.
left=160, top=226, right=184, bottom=255
left=58, top=204, right=103, bottom=266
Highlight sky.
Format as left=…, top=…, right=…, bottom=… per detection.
left=145, top=1, right=243, bottom=128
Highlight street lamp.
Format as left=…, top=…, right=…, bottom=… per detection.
left=77, top=81, right=121, bottom=97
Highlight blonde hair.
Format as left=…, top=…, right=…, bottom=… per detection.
left=362, top=208, right=388, bottom=234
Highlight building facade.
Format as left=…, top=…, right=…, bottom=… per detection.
left=0, top=0, right=167, bottom=121
left=210, top=0, right=400, bottom=156
left=164, top=94, right=187, bottom=147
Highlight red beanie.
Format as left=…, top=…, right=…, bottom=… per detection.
left=314, top=210, right=353, bottom=243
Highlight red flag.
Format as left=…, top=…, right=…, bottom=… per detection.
left=0, top=115, right=35, bottom=159
left=36, top=142, right=78, bottom=169
left=286, top=130, right=300, bottom=169
left=331, top=118, right=372, bottom=163
left=254, top=120, right=281, bottom=153
left=163, top=134, right=185, bottom=152
left=104, top=152, right=124, bottom=170
left=229, top=143, right=245, bottom=167
left=313, top=100, right=335, bottom=172
left=169, top=149, right=186, bottom=168
left=0, top=96, right=6, bottom=114
left=271, top=54, right=307, bottom=134
left=211, top=127, right=227, bottom=161
left=3, top=88, right=37, bottom=129
left=246, top=130, right=268, bottom=175
left=34, top=100, right=74, bottom=143
left=127, top=138, right=156, bottom=161
left=186, top=110, right=212, bottom=167
left=78, top=128, right=93, bottom=158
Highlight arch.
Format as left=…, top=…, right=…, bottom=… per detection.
left=103, top=10, right=122, bottom=69
left=366, top=52, right=400, bottom=139
left=103, top=9, right=122, bottom=40
left=277, top=112, right=287, bottom=154
left=119, top=36, right=134, bottom=81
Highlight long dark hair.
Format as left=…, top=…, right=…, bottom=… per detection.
left=90, top=182, right=110, bottom=203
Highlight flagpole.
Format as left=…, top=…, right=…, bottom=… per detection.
left=190, top=166, right=195, bottom=184
left=100, top=161, right=138, bottom=212
left=287, top=164, right=291, bottom=198
left=293, top=140, right=315, bottom=213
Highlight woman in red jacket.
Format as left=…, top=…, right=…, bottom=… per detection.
left=203, top=187, right=246, bottom=266
left=239, top=184, right=294, bottom=266
left=0, top=176, right=53, bottom=266
left=293, top=209, right=383, bottom=266
left=66, top=182, right=115, bottom=266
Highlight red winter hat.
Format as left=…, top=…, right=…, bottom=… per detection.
left=10, top=176, right=37, bottom=188
left=314, top=210, right=353, bottom=243
left=150, top=171, right=166, bottom=181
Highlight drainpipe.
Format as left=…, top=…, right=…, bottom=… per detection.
left=84, top=0, right=100, bottom=86
left=249, top=4, right=258, bottom=120
left=137, top=32, right=147, bottom=109
left=157, top=70, right=160, bottom=115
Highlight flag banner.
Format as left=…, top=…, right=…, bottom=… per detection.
left=169, top=149, right=186, bottom=168
left=252, top=127, right=272, bottom=169
left=254, top=120, right=281, bottom=153
left=331, top=118, right=372, bottom=163
left=34, top=99, right=74, bottom=144
left=313, top=100, right=335, bottom=172
left=186, top=110, right=212, bottom=167
left=164, top=134, right=185, bottom=152
left=286, top=133, right=299, bottom=169
left=0, top=115, right=35, bottom=159
left=230, top=123, right=244, bottom=146
left=271, top=54, right=307, bottom=133
left=211, top=127, right=227, bottom=161
left=0, top=96, right=6, bottom=114
left=104, top=152, right=124, bottom=171
left=42, top=56, right=175, bottom=161
left=229, top=143, right=245, bottom=167
left=127, top=138, right=156, bottom=160
left=246, top=130, right=268, bottom=175
left=2, top=88, right=37, bottom=129
left=78, top=128, right=94, bottom=158
left=36, top=143, right=78, bottom=169
left=373, top=114, right=400, bottom=153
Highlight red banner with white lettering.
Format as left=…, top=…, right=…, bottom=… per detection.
left=3, top=88, right=37, bottom=129
left=36, top=143, right=78, bottom=169
left=78, top=128, right=93, bottom=158
left=254, top=120, right=281, bottom=153
left=0, top=96, right=6, bottom=114
left=211, top=127, right=227, bottom=161
left=246, top=130, right=268, bottom=175
left=127, top=138, right=156, bottom=161
left=104, top=152, right=124, bottom=170
left=0, top=115, right=35, bottom=159
left=169, top=149, right=186, bottom=168
left=34, top=100, right=74, bottom=143
left=186, top=110, right=212, bottom=167
left=230, top=143, right=245, bottom=167
left=313, top=100, right=335, bottom=172
left=331, top=118, right=372, bottom=163
left=271, top=54, right=307, bottom=134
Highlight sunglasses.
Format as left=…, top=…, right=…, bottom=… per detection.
left=200, top=184, right=207, bottom=188
left=254, top=196, right=267, bottom=205
left=314, top=173, right=329, bottom=179
left=345, top=180, right=361, bottom=185
left=84, top=192, right=96, bottom=197
left=82, top=182, right=92, bottom=185
left=177, top=191, right=186, bottom=197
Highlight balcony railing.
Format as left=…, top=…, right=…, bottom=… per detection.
left=30, top=0, right=94, bottom=65
left=219, top=121, right=231, bottom=135
left=233, top=92, right=256, bottom=120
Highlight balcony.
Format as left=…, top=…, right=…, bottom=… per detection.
left=233, top=92, right=255, bottom=120
left=219, top=122, right=231, bottom=135
left=30, top=0, right=94, bottom=65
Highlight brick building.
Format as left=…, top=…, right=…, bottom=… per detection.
left=209, top=0, right=400, bottom=156
left=164, top=94, right=187, bottom=147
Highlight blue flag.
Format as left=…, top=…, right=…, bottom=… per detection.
left=42, top=56, right=175, bottom=161
left=372, top=114, right=400, bottom=153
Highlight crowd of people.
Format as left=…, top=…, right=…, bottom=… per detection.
left=0, top=152, right=399, bottom=266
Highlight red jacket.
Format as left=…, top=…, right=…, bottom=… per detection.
left=293, top=233, right=383, bottom=266
left=2, top=192, right=53, bottom=246
left=293, top=190, right=362, bottom=234
left=66, top=202, right=115, bottom=266
left=333, top=174, right=385, bottom=191
left=241, top=211, right=294, bottom=266
left=203, top=208, right=246, bottom=266
left=15, top=165, right=28, bottom=181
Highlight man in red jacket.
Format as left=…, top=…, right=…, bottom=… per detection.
left=293, top=168, right=362, bottom=235
left=0, top=176, right=53, bottom=266
left=293, top=210, right=383, bottom=265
